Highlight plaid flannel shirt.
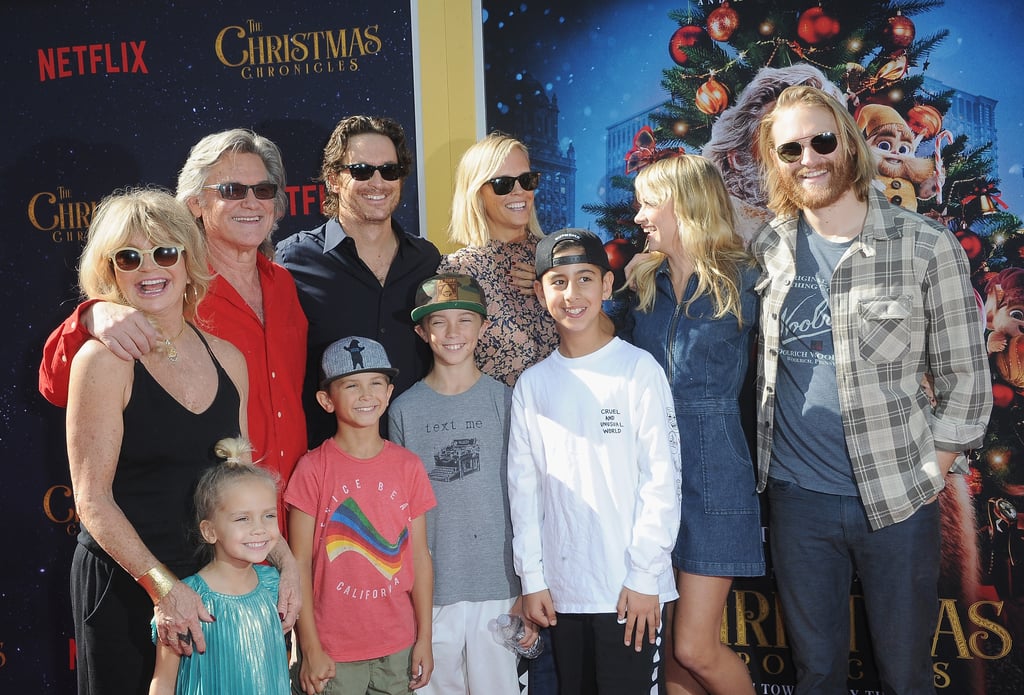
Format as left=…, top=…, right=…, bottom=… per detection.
left=753, top=190, right=992, bottom=530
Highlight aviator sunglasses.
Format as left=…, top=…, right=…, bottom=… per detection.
left=201, top=182, right=279, bottom=200
left=774, top=132, right=838, bottom=163
left=486, top=171, right=541, bottom=195
left=338, top=162, right=407, bottom=181
left=109, top=246, right=184, bottom=272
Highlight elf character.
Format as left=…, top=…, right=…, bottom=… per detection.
left=984, top=267, right=1024, bottom=355
left=856, top=103, right=939, bottom=211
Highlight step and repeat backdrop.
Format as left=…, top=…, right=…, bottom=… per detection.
left=1, top=2, right=418, bottom=690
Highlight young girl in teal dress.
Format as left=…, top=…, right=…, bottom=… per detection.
left=149, top=438, right=290, bottom=695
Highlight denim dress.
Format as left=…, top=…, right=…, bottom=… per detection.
left=620, top=261, right=765, bottom=577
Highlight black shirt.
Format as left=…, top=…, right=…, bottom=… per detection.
left=276, top=217, right=440, bottom=445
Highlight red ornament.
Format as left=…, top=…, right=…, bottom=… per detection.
left=993, top=383, right=1016, bottom=409
left=707, top=2, right=739, bottom=42
left=623, top=126, right=685, bottom=175
left=797, top=6, right=841, bottom=45
left=883, top=11, right=916, bottom=49
left=604, top=238, right=634, bottom=272
left=604, top=237, right=641, bottom=290
left=669, top=25, right=703, bottom=66
left=907, top=104, right=943, bottom=139
left=695, top=78, right=729, bottom=116
left=956, top=230, right=983, bottom=261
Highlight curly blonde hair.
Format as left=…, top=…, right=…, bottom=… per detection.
left=78, top=188, right=210, bottom=320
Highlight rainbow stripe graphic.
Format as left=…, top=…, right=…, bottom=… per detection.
left=325, top=498, right=408, bottom=579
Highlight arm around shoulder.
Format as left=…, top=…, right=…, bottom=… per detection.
left=40, top=300, right=101, bottom=407
left=42, top=301, right=159, bottom=408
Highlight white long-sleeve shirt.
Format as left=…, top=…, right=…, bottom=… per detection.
left=508, top=337, right=681, bottom=613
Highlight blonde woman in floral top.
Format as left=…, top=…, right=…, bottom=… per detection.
left=439, top=134, right=558, bottom=387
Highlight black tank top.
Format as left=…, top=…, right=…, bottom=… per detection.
left=78, top=326, right=241, bottom=577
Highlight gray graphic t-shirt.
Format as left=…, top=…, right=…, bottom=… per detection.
left=771, top=217, right=859, bottom=494
left=388, top=374, right=520, bottom=605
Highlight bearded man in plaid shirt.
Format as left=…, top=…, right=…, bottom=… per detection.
left=752, top=85, right=992, bottom=694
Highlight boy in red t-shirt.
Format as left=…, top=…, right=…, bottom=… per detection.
left=286, top=336, right=436, bottom=694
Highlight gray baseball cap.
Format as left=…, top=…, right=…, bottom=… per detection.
left=320, top=336, right=398, bottom=388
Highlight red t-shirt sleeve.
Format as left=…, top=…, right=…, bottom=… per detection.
left=38, top=299, right=99, bottom=408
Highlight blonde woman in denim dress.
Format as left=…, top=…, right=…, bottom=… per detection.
left=621, top=155, right=764, bottom=695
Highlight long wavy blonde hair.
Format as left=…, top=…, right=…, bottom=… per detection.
left=756, top=85, right=875, bottom=218
left=631, top=155, right=751, bottom=326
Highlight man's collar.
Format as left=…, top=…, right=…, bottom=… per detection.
left=323, top=217, right=348, bottom=253
left=323, top=217, right=407, bottom=254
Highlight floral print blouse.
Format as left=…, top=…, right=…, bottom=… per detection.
left=438, top=237, right=559, bottom=386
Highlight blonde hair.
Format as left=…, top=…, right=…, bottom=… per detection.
left=448, top=133, right=543, bottom=246
left=78, top=188, right=211, bottom=320
left=756, top=85, right=876, bottom=218
left=193, top=437, right=277, bottom=565
left=631, top=156, right=751, bottom=325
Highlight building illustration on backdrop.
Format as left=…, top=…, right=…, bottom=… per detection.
left=487, top=72, right=577, bottom=233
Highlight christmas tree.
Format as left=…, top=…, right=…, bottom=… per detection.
left=586, top=4, right=1024, bottom=690
left=587, top=0, right=1022, bottom=291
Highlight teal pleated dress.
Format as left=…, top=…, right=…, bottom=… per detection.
left=152, top=564, right=290, bottom=694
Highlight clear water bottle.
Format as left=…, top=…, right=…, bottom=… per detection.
left=488, top=613, right=544, bottom=659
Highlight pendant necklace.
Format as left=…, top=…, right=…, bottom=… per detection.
left=161, top=321, right=188, bottom=363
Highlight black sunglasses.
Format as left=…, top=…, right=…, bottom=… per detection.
left=775, top=132, right=838, bottom=163
left=338, top=162, right=406, bottom=181
left=109, top=246, right=184, bottom=272
left=486, top=171, right=541, bottom=195
left=201, top=182, right=278, bottom=200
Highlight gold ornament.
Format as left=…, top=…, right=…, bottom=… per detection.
left=695, top=78, right=729, bottom=116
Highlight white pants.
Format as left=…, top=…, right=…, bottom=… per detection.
left=419, top=597, right=524, bottom=695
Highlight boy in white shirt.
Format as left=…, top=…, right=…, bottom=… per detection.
left=508, top=229, right=681, bottom=693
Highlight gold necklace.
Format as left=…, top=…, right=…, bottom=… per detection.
left=161, top=321, right=188, bottom=362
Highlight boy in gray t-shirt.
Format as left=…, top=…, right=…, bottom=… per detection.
left=388, top=273, right=537, bottom=695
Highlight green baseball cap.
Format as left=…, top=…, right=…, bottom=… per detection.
left=410, top=273, right=488, bottom=322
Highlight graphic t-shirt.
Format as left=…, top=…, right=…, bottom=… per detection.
left=388, top=375, right=520, bottom=606
left=770, top=217, right=859, bottom=494
left=285, top=439, right=436, bottom=662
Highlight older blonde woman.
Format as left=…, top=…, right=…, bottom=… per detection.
left=66, top=189, right=250, bottom=695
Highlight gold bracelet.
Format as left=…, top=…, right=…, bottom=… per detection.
left=136, top=563, right=178, bottom=605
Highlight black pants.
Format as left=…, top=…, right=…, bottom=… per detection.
left=549, top=611, right=662, bottom=695
left=71, top=544, right=156, bottom=695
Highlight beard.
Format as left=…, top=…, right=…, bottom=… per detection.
left=777, top=157, right=857, bottom=211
